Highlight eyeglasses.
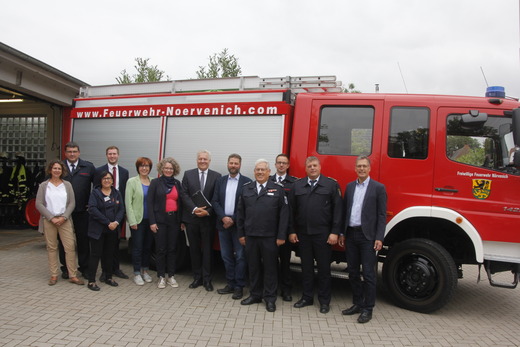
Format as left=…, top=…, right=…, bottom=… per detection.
left=102, top=177, right=113, bottom=181
left=163, top=167, right=174, bottom=171
left=139, top=165, right=150, bottom=168
left=276, top=161, right=289, bottom=165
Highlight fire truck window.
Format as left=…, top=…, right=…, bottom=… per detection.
left=388, top=107, right=430, bottom=159
left=446, top=114, right=514, bottom=172
left=318, top=106, right=374, bottom=156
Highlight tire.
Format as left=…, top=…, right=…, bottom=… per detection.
left=382, top=238, right=457, bottom=313
left=23, top=197, right=39, bottom=230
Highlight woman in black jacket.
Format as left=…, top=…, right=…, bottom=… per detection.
left=148, top=157, right=183, bottom=289
left=86, top=171, right=125, bottom=291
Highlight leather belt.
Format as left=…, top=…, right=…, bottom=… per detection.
left=348, top=226, right=363, bottom=231
left=166, top=211, right=176, bottom=216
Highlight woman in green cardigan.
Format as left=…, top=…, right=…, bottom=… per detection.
left=125, top=157, right=153, bottom=286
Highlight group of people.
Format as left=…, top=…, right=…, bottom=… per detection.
left=36, top=142, right=387, bottom=324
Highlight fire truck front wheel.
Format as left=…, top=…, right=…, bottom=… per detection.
left=382, top=238, right=458, bottom=313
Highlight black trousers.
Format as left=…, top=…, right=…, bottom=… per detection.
left=186, top=219, right=214, bottom=282
left=154, top=214, right=180, bottom=278
left=59, top=211, right=90, bottom=275
left=278, top=240, right=293, bottom=295
left=345, top=227, right=377, bottom=311
left=299, top=232, right=332, bottom=305
left=88, top=231, right=117, bottom=283
left=246, top=236, right=278, bottom=303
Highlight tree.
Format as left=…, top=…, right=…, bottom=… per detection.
left=116, top=58, right=169, bottom=84
left=343, top=83, right=361, bottom=93
left=196, top=48, right=242, bottom=79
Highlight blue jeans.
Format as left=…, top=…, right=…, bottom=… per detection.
left=219, top=227, right=246, bottom=288
left=131, top=219, right=153, bottom=274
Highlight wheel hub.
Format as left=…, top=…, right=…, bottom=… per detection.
left=396, top=256, right=438, bottom=299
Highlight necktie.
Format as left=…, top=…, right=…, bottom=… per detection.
left=70, top=163, right=75, bottom=173
left=310, top=180, right=317, bottom=190
left=200, top=171, right=205, bottom=191
left=258, top=184, right=264, bottom=194
left=278, top=176, right=283, bottom=183
left=112, top=166, right=117, bottom=189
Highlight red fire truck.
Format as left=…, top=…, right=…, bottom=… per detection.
left=64, top=75, right=520, bottom=313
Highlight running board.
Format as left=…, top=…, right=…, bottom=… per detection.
left=482, top=261, right=519, bottom=289
left=289, top=263, right=350, bottom=280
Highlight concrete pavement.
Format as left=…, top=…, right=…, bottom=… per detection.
left=0, top=228, right=519, bottom=347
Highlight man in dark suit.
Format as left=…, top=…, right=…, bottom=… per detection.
left=212, top=153, right=252, bottom=300
left=289, top=156, right=342, bottom=314
left=270, top=153, right=298, bottom=302
left=94, top=146, right=130, bottom=280
left=339, top=155, right=387, bottom=323
left=237, top=159, right=289, bottom=312
left=60, top=142, right=95, bottom=278
left=181, top=150, right=221, bottom=291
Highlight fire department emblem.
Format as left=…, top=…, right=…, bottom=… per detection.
left=472, top=179, right=491, bottom=200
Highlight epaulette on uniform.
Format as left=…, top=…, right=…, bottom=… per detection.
left=243, top=181, right=253, bottom=186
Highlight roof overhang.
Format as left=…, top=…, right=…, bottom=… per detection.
left=0, top=42, right=88, bottom=106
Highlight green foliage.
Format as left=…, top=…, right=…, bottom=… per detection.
left=457, top=147, right=486, bottom=166
left=196, top=49, right=242, bottom=79
left=116, top=58, right=169, bottom=84
left=343, top=83, right=361, bottom=93
left=446, top=136, right=481, bottom=156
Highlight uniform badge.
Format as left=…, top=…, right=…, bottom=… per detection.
left=472, top=179, right=491, bottom=200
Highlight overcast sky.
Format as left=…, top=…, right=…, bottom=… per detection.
left=2, top=0, right=520, bottom=97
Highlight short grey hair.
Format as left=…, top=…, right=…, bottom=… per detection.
left=255, top=158, right=270, bottom=169
left=197, top=149, right=211, bottom=160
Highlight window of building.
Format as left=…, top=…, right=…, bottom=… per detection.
left=0, top=116, right=46, bottom=161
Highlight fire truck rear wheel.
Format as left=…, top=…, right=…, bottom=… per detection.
left=382, top=238, right=458, bottom=313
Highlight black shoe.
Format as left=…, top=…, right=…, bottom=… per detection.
left=114, top=269, right=129, bottom=279
left=217, top=285, right=234, bottom=294
left=104, top=278, right=119, bottom=287
left=241, top=296, right=262, bottom=305
left=61, top=272, right=69, bottom=280
left=232, top=287, right=243, bottom=300
left=204, top=282, right=214, bottom=291
left=293, top=298, right=314, bottom=308
left=357, top=310, right=372, bottom=323
left=88, top=282, right=100, bottom=291
left=99, top=272, right=106, bottom=283
left=266, top=302, right=276, bottom=312
left=189, top=279, right=203, bottom=289
left=319, top=304, right=330, bottom=314
left=342, top=304, right=361, bottom=316
left=281, top=293, right=292, bottom=302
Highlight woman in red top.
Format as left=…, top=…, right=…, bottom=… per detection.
left=147, top=157, right=183, bottom=289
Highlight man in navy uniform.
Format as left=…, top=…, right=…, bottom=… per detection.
left=237, top=159, right=289, bottom=312
left=60, top=142, right=95, bottom=278
left=270, top=153, right=298, bottom=302
left=289, top=156, right=342, bottom=314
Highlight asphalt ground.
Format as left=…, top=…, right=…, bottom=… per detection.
left=0, top=227, right=519, bottom=347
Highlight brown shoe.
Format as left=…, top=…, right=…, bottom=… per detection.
left=48, top=276, right=58, bottom=286
left=69, top=277, right=85, bottom=285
